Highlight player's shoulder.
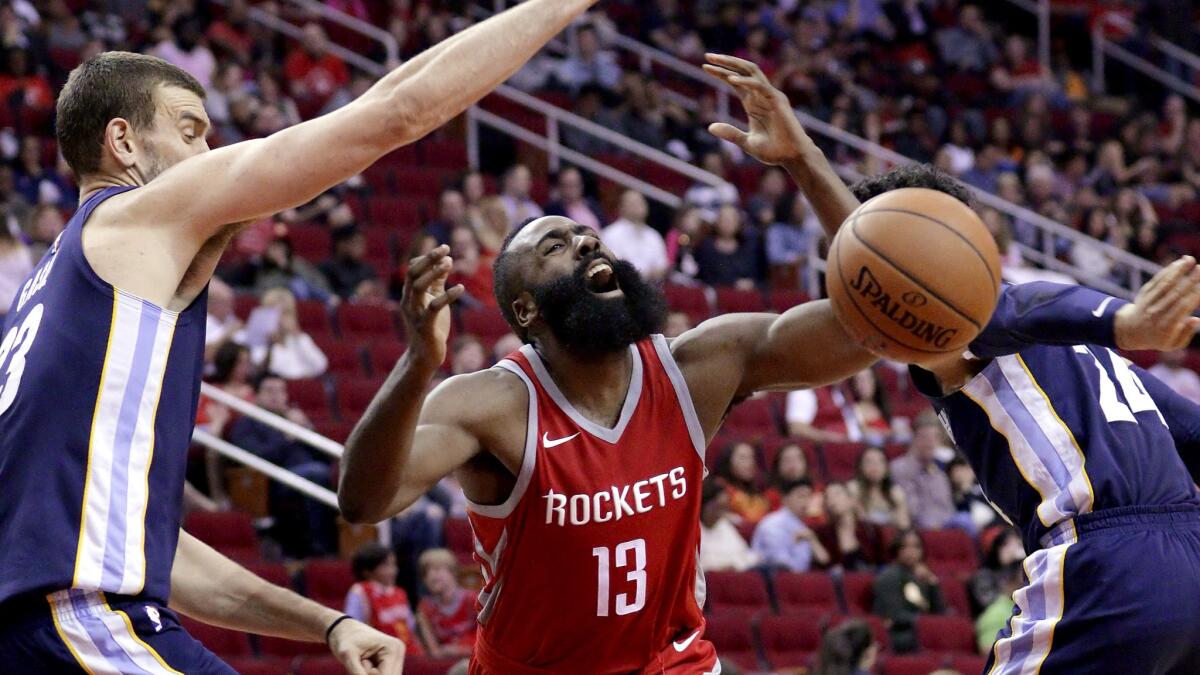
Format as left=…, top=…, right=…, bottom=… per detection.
left=669, top=312, right=777, bottom=367
left=426, top=366, right=528, bottom=424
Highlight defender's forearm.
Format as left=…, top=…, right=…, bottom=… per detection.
left=169, top=532, right=339, bottom=641
left=782, top=144, right=861, bottom=240
left=338, top=351, right=439, bottom=523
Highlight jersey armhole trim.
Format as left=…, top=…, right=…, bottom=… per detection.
left=465, top=361, right=538, bottom=519
left=651, top=334, right=707, bottom=467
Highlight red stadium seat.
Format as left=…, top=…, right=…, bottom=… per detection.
left=287, top=224, right=332, bottom=260
left=916, top=615, right=977, bottom=655
left=303, top=559, right=356, bottom=609
left=715, top=287, right=766, bottom=313
left=820, top=441, right=868, bottom=482
left=459, top=306, right=513, bottom=341
left=922, top=529, right=979, bottom=576
left=361, top=227, right=396, bottom=269
left=257, top=634, right=329, bottom=658
left=952, top=655, right=989, bottom=674
left=940, top=575, right=972, bottom=617
left=336, top=304, right=396, bottom=340
left=404, top=656, right=468, bottom=675
left=664, top=284, right=711, bottom=324
left=183, top=511, right=260, bottom=564
left=287, top=378, right=330, bottom=419
left=335, top=377, right=386, bottom=418
left=705, top=570, right=769, bottom=621
left=315, top=418, right=356, bottom=443
left=296, top=300, right=333, bottom=337
left=245, top=562, right=293, bottom=590
left=722, top=397, right=778, bottom=435
left=768, top=289, right=810, bottom=314
left=759, top=614, right=822, bottom=670
left=703, top=611, right=759, bottom=671
left=295, top=656, right=344, bottom=675
left=831, top=613, right=890, bottom=653
left=840, top=571, right=876, bottom=615
left=224, top=657, right=291, bottom=675
left=775, top=572, right=839, bottom=615
left=313, top=336, right=365, bottom=376
left=444, top=517, right=476, bottom=565
left=419, top=138, right=468, bottom=169
left=880, top=654, right=945, bottom=675
left=234, top=294, right=258, bottom=320
left=366, top=340, right=407, bottom=375
left=394, top=167, right=450, bottom=199
left=366, top=196, right=425, bottom=231
left=179, top=616, right=251, bottom=658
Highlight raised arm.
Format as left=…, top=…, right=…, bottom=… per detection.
left=171, top=531, right=402, bottom=675
left=704, top=53, right=860, bottom=238
left=129, top=0, right=596, bottom=241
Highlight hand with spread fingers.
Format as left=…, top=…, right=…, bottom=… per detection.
left=401, top=244, right=465, bottom=367
left=703, top=53, right=814, bottom=166
left=1116, top=255, right=1200, bottom=351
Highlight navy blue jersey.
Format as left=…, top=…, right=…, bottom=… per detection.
left=0, top=186, right=208, bottom=605
left=913, top=282, right=1200, bottom=552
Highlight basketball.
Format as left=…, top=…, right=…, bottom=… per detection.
left=826, top=187, right=1002, bottom=364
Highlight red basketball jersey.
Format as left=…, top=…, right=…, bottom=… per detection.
left=467, top=336, right=711, bottom=674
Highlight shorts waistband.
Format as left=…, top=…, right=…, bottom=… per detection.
left=0, top=589, right=144, bottom=631
left=1040, top=503, right=1200, bottom=549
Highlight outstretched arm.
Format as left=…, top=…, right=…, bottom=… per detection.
left=171, top=532, right=403, bottom=675
left=128, top=0, right=596, bottom=243
left=704, top=53, right=860, bottom=238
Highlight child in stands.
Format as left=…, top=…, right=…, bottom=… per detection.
left=417, top=548, right=476, bottom=659
left=344, top=542, right=425, bottom=656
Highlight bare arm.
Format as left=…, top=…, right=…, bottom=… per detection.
left=170, top=531, right=403, bottom=675
left=704, top=54, right=860, bottom=238
left=129, top=0, right=596, bottom=243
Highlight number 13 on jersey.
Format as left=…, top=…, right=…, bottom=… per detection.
left=593, top=538, right=647, bottom=617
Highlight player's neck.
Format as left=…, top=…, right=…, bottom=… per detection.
left=535, top=340, right=634, bottom=427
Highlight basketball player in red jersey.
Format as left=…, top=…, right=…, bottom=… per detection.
left=341, top=168, right=879, bottom=674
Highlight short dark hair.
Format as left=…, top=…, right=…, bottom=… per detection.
left=779, top=478, right=814, bottom=496
left=56, top=51, right=206, bottom=176
left=351, top=542, right=392, bottom=581
left=492, top=217, right=541, bottom=340
left=252, top=371, right=285, bottom=393
left=850, top=164, right=974, bottom=208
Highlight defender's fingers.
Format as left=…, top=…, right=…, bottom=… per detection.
left=708, top=122, right=749, bottom=146
left=406, top=258, right=452, bottom=301
left=406, top=245, right=450, bottom=280
left=428, top=285, right=466, bottom=312
left=1153, top=263, right=1200, bottom=316
left=705, top=52, right=758, bottom=77
left=1143, top=256, right=1194, bottom=304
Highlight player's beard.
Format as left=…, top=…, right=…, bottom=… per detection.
left=529, top=255, right=666, bottom=355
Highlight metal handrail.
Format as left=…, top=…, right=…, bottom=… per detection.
left=285, top=0, right=399, bottom=66
left=193, top=428, right=339, bottom=507
left=201, top=383, right=344, bottom=459
left=1092, top=12, right=1200, bottom=105
left=209, top=0, right=383, bottom=75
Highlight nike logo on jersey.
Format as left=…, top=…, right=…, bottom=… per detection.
left=673, top=630, right=701, bottom=652
left=1092, top=297, right=1115, bottom=318
left=542, top=432, right=580, bottom=448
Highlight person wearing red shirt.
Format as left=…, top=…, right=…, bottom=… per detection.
left=344, top=543, right=426, bottom=656
left=283, top=23, right=350, bottom=116
left=416, top=548, right=475, bottom=659
left=447, top=225, right=496, bottom=309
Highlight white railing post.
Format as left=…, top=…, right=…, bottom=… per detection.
left=1093, top=19, right=1106, bottom=94
left=548, top=117, right=561, bottom=173
left=1037, top=0, right=1051, bottom=76
left=467, top=107, right=480, bottom=171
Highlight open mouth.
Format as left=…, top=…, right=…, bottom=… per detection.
left=583, top=258, right=620, bottom=294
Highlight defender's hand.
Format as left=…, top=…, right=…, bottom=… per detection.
left=327, top=618, right=405, bottom=675
left=1115, top=256, right=1200, bottom=351
left=703, top=53, right=812, bottom=166
left=401, top=245, right=465, bottom=368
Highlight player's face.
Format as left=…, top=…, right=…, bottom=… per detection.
left=511, top=216, right=666, bottom=354
left=137, top=85, right=211, bottom=183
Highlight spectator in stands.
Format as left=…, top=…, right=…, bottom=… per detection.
left=1070, top=207, right=1119, bottom=281
left=416, top=548, right=476, bottom=658
left=1149, top=348, right=1200, bottom=404
left=665, top=205, right=703, bottom=282
left=23, top=204, right=62, bottom=261
left=0, top=166, right=31, bottom=229
left=345, top=542, right=425, bottom=656
left=0, top=47, right=52, bottom=114
left=663, top=311, right=692, bottom=339
left=204, top=277, right=242, bottom=363
left=249, top=235, right=335, bottom=303
left=694, top=205, right=764, bottom=289
left=602, top=190, right=669, bottom=281
left=206, top=0, right=253, bottom=63
left=840, top=369, right=902, bottom=445
left=684, top=151, right=739, bottom=223
left=319, top=226, right=378, bottom=301
left=786, top=387, right=850, bottom=443
left=256, top=70, right=304, bottom=130
left=492, top=333, right=523, bottom=363
left=714, top=440, right=771, bottom=525
left=765, top=192, right=818, bottom=274
left=990, top=34, right=1058, bottom=104
left=151, top=15, right=215, bottom=87
left=474, top=196, right=511, bottom=256
left=0, top=215, right=31, bottom=316
left=891, top=414, right=965, bottom=531
left=227, top=373, right=336, bottom=557
left=699, top=477, right=760, bottom=573
left=766, top=442, right=819, bottom=512
left=14, top=137, right=70, bottom=209
left=648, top=16, right=704, bottom=62
left=424, top=188, right=469, bottom=246
left=752, top=478, right=830, bottom=572
left=450, top=335, right=488, bottom=377
left=284, top=22, right=349, bottom=116
left=561, top=84, right=622, bottom=157
left=935, top=4, right=997, bottom=74
left=814, top=619, right=879, bottom=675
left=499, top=163, right=543, bottom=226
left=969, top=528, right=1026, bottom=617
left=976, top=564, right=1022, bottom=656
left=543, top=166, right=604, bottom=232
left=873, top=529, right=944, bottom=654
left=813, top=482, right=882, bottom=571
left=949, top=458, right=1000, bottom=532
left=251, top=288, right=328, bottom=380
left=448, top=225, right=497, bottom=309
left=555, top=23, right=621, bottom=94
left=849, top=446, right=911, bottom=530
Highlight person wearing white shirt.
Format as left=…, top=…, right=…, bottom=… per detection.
left=699, top=478, right=760, bottom=573
left=684, top=151, right=740, bottom=223
left=601, top=190, right=669, bottom=281
left=0, top=221, right=33, bottom=318
left=499, top=164, right=544, bottom=227
left=1149, top=349, right=1200, bottom=405
left=250, top=287, right=328, bottom=380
